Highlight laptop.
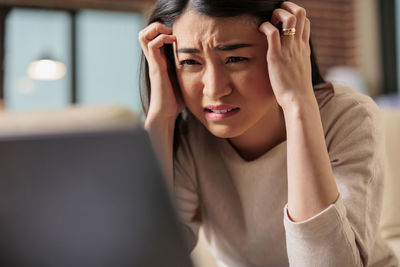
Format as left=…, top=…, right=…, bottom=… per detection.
left=0, top=128, right=193, bottom=267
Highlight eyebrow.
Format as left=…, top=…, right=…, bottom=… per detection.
left=176, top=43, right=254, bottom=54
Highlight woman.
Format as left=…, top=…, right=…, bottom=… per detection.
left=139, top=0, right=398, bottom=266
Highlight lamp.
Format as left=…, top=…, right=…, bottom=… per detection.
left=27, top=56, right=67, bottom=81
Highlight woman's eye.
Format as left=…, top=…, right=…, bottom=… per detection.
left=180, top=59, right=200, bottom=66
left=226, top=57, right=248, bottom=63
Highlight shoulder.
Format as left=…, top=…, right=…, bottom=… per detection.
left=315, top=82, right=382, bottom=142
left=316, top=82, right=380, bottom=119
left=316, top=82, right=384, bottom=180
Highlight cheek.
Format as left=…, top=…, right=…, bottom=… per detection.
left=235, top=67, right=273, bottom=99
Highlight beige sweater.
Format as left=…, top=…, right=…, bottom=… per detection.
left=173, top=82, right=398, bottom=267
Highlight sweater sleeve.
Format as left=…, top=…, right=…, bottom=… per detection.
left=283, top=94, right=386, bottom=267
left=173, top=131, right=201, bottom=252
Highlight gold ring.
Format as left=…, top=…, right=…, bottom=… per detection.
left=282, top=27, right=296, bottom=36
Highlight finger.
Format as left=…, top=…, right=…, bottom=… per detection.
left=271, top=8, right=297, bottom=39
left=259, top=21, right=281, bottom=55
left=280, top=1, right=307, bottom=40
left=139, top=22, right=172, bottom=48
left=271, top=8, right=296, bottom=43
left=303, top=18, right=311, bottom=42
left=148, top=34, right=176, bottom=58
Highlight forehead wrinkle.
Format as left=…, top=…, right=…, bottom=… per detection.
left=173, top=10, right=262, bottom=54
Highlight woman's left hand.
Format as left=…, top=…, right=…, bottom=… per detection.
left=259, top=1, right=315, bottom=111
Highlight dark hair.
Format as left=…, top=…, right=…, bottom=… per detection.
left=139, top=0, right=325, bottom=115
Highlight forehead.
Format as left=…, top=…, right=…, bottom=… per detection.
left=172, top=10, right=263, bottom=46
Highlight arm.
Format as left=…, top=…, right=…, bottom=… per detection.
left=259, top=2, right=386, bottom=266
left=145, top=118, right=176, bottom=189
left=283, top=95, right=339, bottom=222
left=139, top=22, right=201, bottom=249
left=282, top=93, right=388, bottom=267
left=259, top=1, right=338, bottom=222
left=139, top=22, right=180, bottom=188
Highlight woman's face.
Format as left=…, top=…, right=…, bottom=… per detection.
left=173, top=10, right=279, bottom=139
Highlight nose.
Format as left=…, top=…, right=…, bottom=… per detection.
left=202, top=64, right=232, bottom=100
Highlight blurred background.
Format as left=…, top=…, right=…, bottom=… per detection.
left=1, top=1, right=400, bottom=266
left=0, top=0, right=151, bottom=115
left=296, top=0, right=399, bottom=107
left=0, top=0, right=398, bottom=115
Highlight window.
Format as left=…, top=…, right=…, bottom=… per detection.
left=77, top=10, right=144, bottom=114
left=3, top=7, right=145, bottom=114
left=5, top=8, right=71, bottom=111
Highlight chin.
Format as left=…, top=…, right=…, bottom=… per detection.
left=205, top=123, right=244, bottom=139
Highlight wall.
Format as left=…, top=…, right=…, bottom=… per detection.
left=294, top=0, right=383, bottom=96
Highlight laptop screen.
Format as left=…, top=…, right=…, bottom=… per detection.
left=0, top=129, right=193, bottom=267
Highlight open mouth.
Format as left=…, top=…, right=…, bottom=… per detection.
left=204, top=106, right=240, bottom=120
left=205, top=107, right=240, bottom=114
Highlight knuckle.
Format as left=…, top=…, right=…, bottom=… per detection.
left=154, top=23, right=162, bottom=32
left=271, top=8, right=280, bottom=19
left=271, top=9, right=280, bottom=20
left=148, top=42, right=156, bottom=50
left=138, top=31, right=146, bottom=42
left=296, top=7, right=306, bottom=18
left=138, top=29, right=144, bottom=37
left=139, top=26, right=152, bottom=40
left=154, top=22, right=166, bottom=32
left=148, top=38, right=157, bottom=48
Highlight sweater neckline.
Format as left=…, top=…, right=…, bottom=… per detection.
left=217, top=137, right=287, bottom=165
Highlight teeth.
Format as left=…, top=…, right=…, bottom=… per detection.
left=210, top=108, right=235, bottom=114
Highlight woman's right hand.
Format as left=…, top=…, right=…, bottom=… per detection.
left=139, top=22, right=181, bottom=127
